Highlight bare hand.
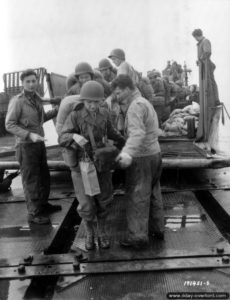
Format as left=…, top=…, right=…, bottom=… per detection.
left=116, top=152, right=132, bottom=168
left=29, top=132, right=45, bottom=143
left=73, top=134, right=88, bottom=147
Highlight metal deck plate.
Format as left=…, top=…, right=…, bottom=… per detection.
left=161, top=168, right=230, bottom=192
left=52, top=269, right=230, bottom=300
left=0, top=172, right=74, bottom=203
left=160, top=140, right=204, bottom=158
left=0, top=199, right=74, bottom=262
left=1, top=255, right=230, bottom=279
left=73, top=191, right=230, bottom=261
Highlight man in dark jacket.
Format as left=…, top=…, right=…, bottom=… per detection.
left=5, top=69, right=61, bottom=224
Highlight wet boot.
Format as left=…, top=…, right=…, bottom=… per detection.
left=97, top=218, right=110, bottom=249
left=83, top=220, right=95, bottom=251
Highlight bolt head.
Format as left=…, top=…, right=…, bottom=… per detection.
left=222, top=256, right=230, bottom=264
left=18, top=264, right=26, bottom=274
left=216, top=247, right=224, bottom=254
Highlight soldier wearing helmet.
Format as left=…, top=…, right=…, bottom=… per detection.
left=93, top=69, right=112, bottom=98
left=70, top=62, right=94, bottom=95
left=98, top=58, right=117, bottom=83
left=108, top=49, right=155, bottom=102
left=147, top=70, right=166, bottom=98
left=75, top=62, right=94, bottom=83
left=70, top=62, right=111, bottom=98
left=59, top=81, right=125, bottom=251
left=108, top=48, right=139, bottom=85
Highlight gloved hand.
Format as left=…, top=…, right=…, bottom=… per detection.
left=116, top=152, right=132, bottom=168
left=73, top=134, right=88, bottom=147
left=29, top=133, right=45, bottom=142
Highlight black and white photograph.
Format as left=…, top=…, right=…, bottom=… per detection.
left=0, top=0, right=230, bottom=299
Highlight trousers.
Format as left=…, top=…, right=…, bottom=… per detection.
left=16, top=142, right=50, bottom=216
left=125, top=153, right=164, bottom=241
left=62, top=148, right=113, bottom=221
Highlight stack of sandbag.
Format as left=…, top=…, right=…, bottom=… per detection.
left=160, top=102, right=200, bottom=137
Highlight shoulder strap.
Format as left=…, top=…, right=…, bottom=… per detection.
left=87, top=124, right=97, bottom=151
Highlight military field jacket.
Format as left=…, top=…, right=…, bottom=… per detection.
left=59, top=106, right=125, bottom=160
left=5, top=91, right=58, bottom=144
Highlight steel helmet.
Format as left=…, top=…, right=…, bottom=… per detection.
left=79, top=81, right=104, bottom=101
left=99, top=58, right=113, bottom=70
left=75, top=62, right=94, bottom=77
left=147, top=70, right=161, bottom=79
left=108, top=48, right=125, bottom=60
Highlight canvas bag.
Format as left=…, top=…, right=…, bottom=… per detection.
left=79, top=151, right=101, bottom=196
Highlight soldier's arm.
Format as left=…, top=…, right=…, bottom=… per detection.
left=5, top=97, right=30, bottom=140
left=44, top=106, right=59, bottom=122
left=58, top=111, right=80, bottom=147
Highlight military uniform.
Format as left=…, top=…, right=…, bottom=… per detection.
left=117, top=61, right=139, bottom=85
left=121, top=90, right=164, bottom=244
left=196, top=37, right=220, bottom=141
left=5, top=91, right=58, bottom=218
left=59, top=106, right=125, bottom=222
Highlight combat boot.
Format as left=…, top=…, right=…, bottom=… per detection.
left=83, top=220, right=95, bottom=251
left=28, top=214, right=50, bottom=225
left=97, top=218, right=110, bottom=249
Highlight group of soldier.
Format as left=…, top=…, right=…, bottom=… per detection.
left=5, top=47, right=166, bottom=251
left=6, top=27, right=216, bottom=251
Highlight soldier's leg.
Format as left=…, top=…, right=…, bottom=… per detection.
left=149, top=153, right=165, bottom=237
left=95, top=171, right=113, bottom=249
left=71, top=167, right=96, bottom=221
left=95, top=171, right=113, bottom=219
left=125, top=157, right=152, bottom=242
left=71, top=167, right=97, bottom=250
left=62, top=148, right=96, bottom=249
left=16, top=143, right=44, bottom=217
left=62, top=148, right=96, bottom=221
left=40, top=142, right=50, bottom=205
left=40, top=143, right=62, bottom=213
